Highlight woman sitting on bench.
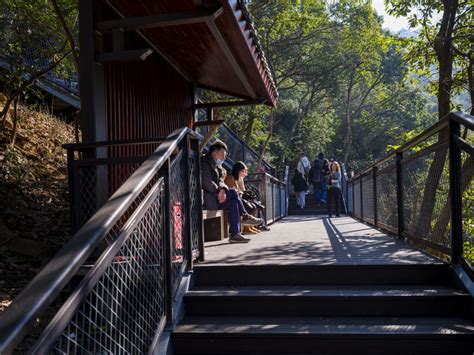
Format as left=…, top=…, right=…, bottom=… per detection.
left=225, top=161, right=270, bottom=233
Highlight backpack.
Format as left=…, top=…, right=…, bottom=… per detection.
left=309, top=160, right=323, bottom=184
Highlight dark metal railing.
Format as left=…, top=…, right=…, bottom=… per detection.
left=199, top=123, right=277, bottom=176
left=347, top=112, right=473, bottom=275
left=0, top=127, right=204, bottom=353
left=246, top=172, right=287, bottom=225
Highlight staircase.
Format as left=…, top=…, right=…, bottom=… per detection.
left=172, top=264, right=474, bottom=354
left=289, top=193, right=345, bottom=215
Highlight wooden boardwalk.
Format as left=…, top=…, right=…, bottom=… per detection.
left=202, top=216, right=440, bottom=265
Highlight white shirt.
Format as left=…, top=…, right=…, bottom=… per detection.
left=297, top=156, right=310, bottom=175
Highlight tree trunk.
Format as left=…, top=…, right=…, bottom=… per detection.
left=415, top=0, right=458, bottom=237
left=259, top=111, right=274, bottom=165
left=244, top=109, right=256, bottom=143
left=50, top=0, right=80, bottom=73
left=342, top=69, right=355, bottom=164
left=431, top=153, right=473, bottom=245
left=468, top=56, right=473, bottom=115
left=10, top=96, right=19, bottom=146
left=434, top=0, right=458, bottom=120
left=0, top=50, right=71, bottom=125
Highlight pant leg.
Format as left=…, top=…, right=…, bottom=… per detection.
left=219, top=189, right=244, bottom=235
left=259, top=208, right=267, bottom=227
left=327, top=187, right=333, bottom=214
left=299, top=191, right=306, bottom=208
left=321, top=182, right=327, bottom=201
left=334, top=187, right=340, bottom=214
left=314, top=183, right=321, bottom=204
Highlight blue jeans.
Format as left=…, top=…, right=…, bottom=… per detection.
left=218, top=188, right=247, bottom=235
left=314, top=182, right=327, bottom=203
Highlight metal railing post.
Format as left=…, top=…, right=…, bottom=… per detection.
left=163, top=158, right=173, bottom=325
left=260, top=173, right=267, bottom=225
left=192, top=139, right=205, bottom=262
left=373, top=166, right=378, bottom=227
left=360, top=177, right=363, bottom=221
left=272, top=178, right=275, bottom=222
left=449, top=118, right=462, bottom=264
left=351, top=181, right=355, bottom=217
left=66, top=148, right=79, bottom=234
left=396, top=152, right=404, bottom=238
left=183, top=137, right=193, bottom=269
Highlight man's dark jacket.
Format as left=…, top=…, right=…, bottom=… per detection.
left=201, top=155, right=228, bottom=210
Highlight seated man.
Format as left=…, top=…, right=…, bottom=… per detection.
left=201, top=140, right=261, bottom=243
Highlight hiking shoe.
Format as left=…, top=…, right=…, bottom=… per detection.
left=242, top=214, right=262, bottom=226
left=259, top=225, right=271, bottom=231
left=229, top=233, right=250, bottom=243
left=336, top=214, right=341, bottom=217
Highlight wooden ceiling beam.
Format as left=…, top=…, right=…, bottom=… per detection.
left=194, top=99, right=266, bottom=109
left=97, top=7, right=224, bottom=32
left=97, top=48, right=153, bottom=63
left=194, top=119, right=226, bottom=127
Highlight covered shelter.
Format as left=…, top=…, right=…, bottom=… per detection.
left=80, top=0, right=278, bottom=145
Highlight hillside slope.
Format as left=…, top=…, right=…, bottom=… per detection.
left=0, top=102, right=75, bottom=312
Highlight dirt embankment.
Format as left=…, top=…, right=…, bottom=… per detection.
left=0, top=101, right=75, bottom=312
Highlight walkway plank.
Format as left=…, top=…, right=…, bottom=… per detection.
left=202, top=216, right=440, bottom=265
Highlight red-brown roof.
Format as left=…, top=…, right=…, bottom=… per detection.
left=105, top=0, right=278, bottom=107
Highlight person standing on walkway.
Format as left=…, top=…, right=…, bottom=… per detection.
left=201, top=140, right=262, bottom=243
left=308, top=153, right=328, bottom=205
left=297, top=152, right=311, bottom=178
left=327, top=160, right=342, bottom=217
left=292, top=169, right=308, bottom=212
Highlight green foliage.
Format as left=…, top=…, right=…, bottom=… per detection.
left=205, top=0, right=442, bottom=173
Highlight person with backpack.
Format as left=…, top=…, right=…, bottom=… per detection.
left=310, top=153, right=330, bottom=205
left=291, top=169, right=309, bottom=212
left=308, top=153, right=327, bottom=205
left=297, top=153, right=311, bottom=178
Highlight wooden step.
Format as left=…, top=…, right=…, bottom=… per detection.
left=172, top=316, right=474, bottom=354
left=184, top=285, right=470, bottom=317
left=192, top=264, right=452, bottom=287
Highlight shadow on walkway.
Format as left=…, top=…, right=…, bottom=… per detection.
left=202, top=216, right=438, bottom=266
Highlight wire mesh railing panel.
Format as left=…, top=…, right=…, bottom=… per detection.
left=461, top=147, right=474, bottom=269
left=214, top=128, right=242, bottom=164
left=77, top=165, right=102, bottom=228
left=244, top=147, right=259, bottom=173
left=169, top=150, right=188, bottom=289
left=375, top=164, right=398, bottom=231
left=402, top=142, right=451, bottom=251
left=353, top=180, right=361, bottom=219
left=362, top=174, right=374, bottom=223
left=265, top=178, right=274, bottom=223
left=347, top=184, right=353, bottom=214
left=75, top=162, right=144, bottom=234
left=188, top=149, right=201, bottom=257
left=274, top=183, right=280, bottom=219
left=51, top=181, right=166, bottom=354
left=279, top=186, right=286, bottom=219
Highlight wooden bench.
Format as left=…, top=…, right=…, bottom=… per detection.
left=203, top=210, right=228, bottom=242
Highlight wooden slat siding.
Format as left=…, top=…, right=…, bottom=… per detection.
left=104, top=53, right=193, bottom=193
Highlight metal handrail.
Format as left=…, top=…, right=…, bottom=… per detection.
left=349, top=112, right=472, bottom=181
left=0, top=127, right=201, bottom=353
left=220, top=123, right=276, bottom=174
left=346, top=111, right=473, bottom=275
left=63, top=136, right=166, bottom=150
